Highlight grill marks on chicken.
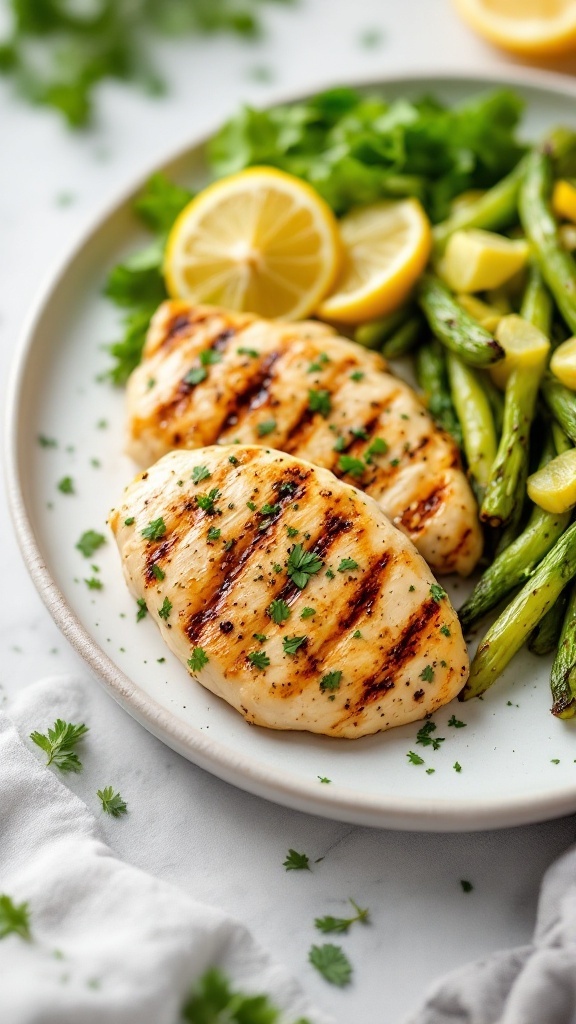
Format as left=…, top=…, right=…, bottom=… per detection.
left=126, top=302, right=482, bottom=577
left=109, top=446, right=469, bottom=738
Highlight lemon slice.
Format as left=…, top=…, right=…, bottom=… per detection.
left=316, top=199, right=432, bottom=325
left=453, top=0, right=576, bottom=56
left=528, top=447, right=576, bottom=513
left=164, top=167, right=341, bottom=320
left=551, top=336, right=576, bottom=389
left=490, top=314, right=550, bottom=390
left=553, top=180, right=576, bottom=224
left=438, top=229, right=529, bottom=293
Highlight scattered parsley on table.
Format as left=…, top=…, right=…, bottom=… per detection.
left=76, top=530, right=105, bottom=558
left=0, top=895, right=31, bottom=941
left=30, top=719, right=89, bottom=773
left=308, top=944, right=352, bottom=987
left=97, top=787, right=128, bottom=818
left=283, top=849, right=310, bottom=872
left=315, top=898, right=369, bottom=934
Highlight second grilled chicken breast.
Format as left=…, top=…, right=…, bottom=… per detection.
left=109, top=446, right=468, bottom=738
left=126, top=302, right=482, bottom=576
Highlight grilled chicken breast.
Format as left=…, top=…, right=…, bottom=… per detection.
left=109, top=445, right=469, bottom=738
left=125, top=302, right=482, bottom=577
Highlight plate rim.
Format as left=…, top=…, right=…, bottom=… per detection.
left=7, top=65, right=576, bottom=832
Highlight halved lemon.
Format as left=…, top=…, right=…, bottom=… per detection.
left=317, top=199, right=432, bottom=325
left=164, top=167, right=342, bottom=320
left=453, top=0, right=576, bottom=57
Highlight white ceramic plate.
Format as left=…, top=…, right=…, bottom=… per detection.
left=7, top=70, right=576, bottom=832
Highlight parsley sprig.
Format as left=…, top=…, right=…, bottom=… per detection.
left=182, top=968, right=305, bottom=1024
left=415, top=721, right=444, bottom=750
left=97, top=787, right=128, bottom=818
left=30, top=719, right=89, bottom=773
left=283, top=849, right=310, bottom=871
left=0, top=895, right=31, bottom=941
left=308, top=944, right=352, bottom=987
left=286, top=545, right=323, bottom=589
left=315, top=898, right=369, bottom=935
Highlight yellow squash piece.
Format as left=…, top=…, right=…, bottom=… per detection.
left=528, top=447, right=576, bottom=514
left=317, top=199, right=432, bottom=324
left=551, top=336, right=576, bottom=390
left=490, top=314, right=550, bottom=390
left=452, top=0, right=576, bottom=56
left=456, top=294, right=502, bottom=333
left=164, top=167, right=342, bottom=321
left=438, top=228, right=529, bottom=293
left=553, top=180, right=576, bottom=224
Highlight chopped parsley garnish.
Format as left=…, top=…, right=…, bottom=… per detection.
left=282, top=635, right=307, bottom=655
left=237, top=347, right=259, bottom=358
left=308, top=352, right=330, bottom=372
left=315, top=899, right=369, bottom=934
left=182, top=968, right=285, bottom=1023
left=318, top=776, right=331, bottom=784
left=199, top=349, right=222, bottom=366
left=287, top=544, right=323, bottom=589
left=283, top=849, right=310, bottom=871
left=337, top=558, right=358, bottom=573
left=207, top=526, right=221, bottom=542
left=301, top=607, right=316, bottom=619
left=337, top=455, right=365, bottom=479
left=365, top=437, right=388, bottom=463
left=279, top=480, right=297, bottom=497
left=460, top=880, right=473, bottom=893
left=420, top=665, right=435, bottom=683
left=257, top=419, right=276, bottom=437
left=350, top=370, right=364, bottom=382
left=426, top=768, right=436, bottom=775
left=286, top=525, right=299, bottom=537
left=84, top=576, right=103, bottom=590
left=453, top=761, right=462, bottom=773
left=191, top=464, right=211, bottom=484
left=252, top=633, right=267, bottom=643
left=320, top=670, right=342, bottom=692
left=136, top=598, right=147, bottom=622
left=57, top=476, right=74, bottom=494
left=333, top=435, right=347, bottom=452
left=440, top=624, right=451, bottom=637
left=0, top=895, right=31, bottom=941
left=188, top=647, right=209, bottom=672
left=228, top=455, right=239, bottom=466
left=141, top=517, right=166, bottom=541
left=30, top=719, right=88, bottom=773
left=184, top=366, right=207, bottom=386
left=430, top=584, right=447, bottom=602
left=261, top=503, right=280, bottom=516
left=248, top=650, right=270, bottom=670
left=308, top=388, right=331, bottom=418
left=325, top=568, right=335, bottom=580
left=246, top=500, right=257, bottom=511
left=309, top=944, right=352, bottom=987
left=352, top=629, right=362, bottom=639
left=407, top=750, right=425, bottom=765
left=448, top=715, right=467, bottom=728
left=267, top=599, right=291, bottom=624
left=351, top=426, right=369, bottom=440
left=196, top=488, right=221, bottom=513
left=76, top=530, right=106, bottom=558
left=416, top=721, right=444, bottom=750
left=158, top=597, right=172, bottom=620
left=97, top=787, right=128, bottom=817
left=124, top=517, right=135, bottom=526
left=38, top=434, right=57, bottom=448
left=151, top=564, right=165, bottom=580
left=272, top=562, right=282, bottom=573
left=390, top=457, right=400, bottom=467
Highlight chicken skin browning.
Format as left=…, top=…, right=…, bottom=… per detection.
left=125, top=302, right=482, bottom=577
left=109, top=446, right=469, bottom=738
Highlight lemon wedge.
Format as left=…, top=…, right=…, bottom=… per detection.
left=453, top=0, right=576, bottom=56
left=553, top=180, right=576, bottom=224
left=490, top=314, right=550, bottom=390
left=164, top=167, right=342, bottom=320
left=438, top=228, right=529, bottom=293
left=551, top=336, right=576, bottom=390
left=528, top=447, right=576, bottom=513
left=316, top=199, right=431, bottom=325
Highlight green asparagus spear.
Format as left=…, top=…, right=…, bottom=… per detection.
left=550, top=583, right=576, bottom=718
left=446, top=352, right=497, bottom=497
left=528, top=589, right=568, bottom=656
left=418, top=274, right=504, bottom=367
left=433, top=158, right=526, bottom=253
left=462, top=520, right=576, bottom=700
left=541, top=374, right=576, bottom=444
left=354, top=306, right=412, bottom=350
left=381, top=315, right=423, bottom=359
left=415, top=340, right=462, bottom=445
left=458, top=433, right=570, bottom=632
left=519, top=148, right=576, bottom=334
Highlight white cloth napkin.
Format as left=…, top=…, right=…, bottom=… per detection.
left=0, top=683, right=330, bottom=1024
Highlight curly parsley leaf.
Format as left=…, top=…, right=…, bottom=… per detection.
left=76, top=530, right=106, bottom=558
left=182, top=967, right=287, bottom=1024
left=57, top=475, right=74, bottom=494
left=267, top=599, right=291, bottom=624
left=406, top=750, right=425, bottom=766
left=448, top=715, right=467, bottom=728
left=192, top=465, right=211, bottom=484
left=282, top=635, right=306, bottom=655
left=133, top=173, right=193, bottom=233
left=97, top=787, right=128, bottom=818
left=158, top=597, right=172, bottom=620
left=337, top=557, right=358, bottom=573
left=315, top=898, right=369, bottom=934
left=188, top=647, right=209, bottom=673
left=248, top=650, right=270, bottom=670
left=136, top=598, right=148, bottom=622
left=430, top=583, right=447, bottom=602
left=0, top=895, right=31, bottom=941
left=287, top=544, right=323, bottom=589
left=337, top=455, right=366, bottom=479
left=364, top=437, right=388, bottom=463
left=308, top=389, right=331, bottom=418
left=283, top=849, right=310, bottom=871
left=415, top=721, right=444, bottom=750
left=30, top=719, right=89, bottom=773
left=141, top=517, right=166, bottom=541
left=300, top=607, right=316, bottom=619
left=319, top=670, right=342, bottom=693
left=308, top=944, right=352, bottom=987
left=196, top=488, right=221, bottom=513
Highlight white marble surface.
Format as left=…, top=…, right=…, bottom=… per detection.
left=2, top=1, right=576, bottom=1021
